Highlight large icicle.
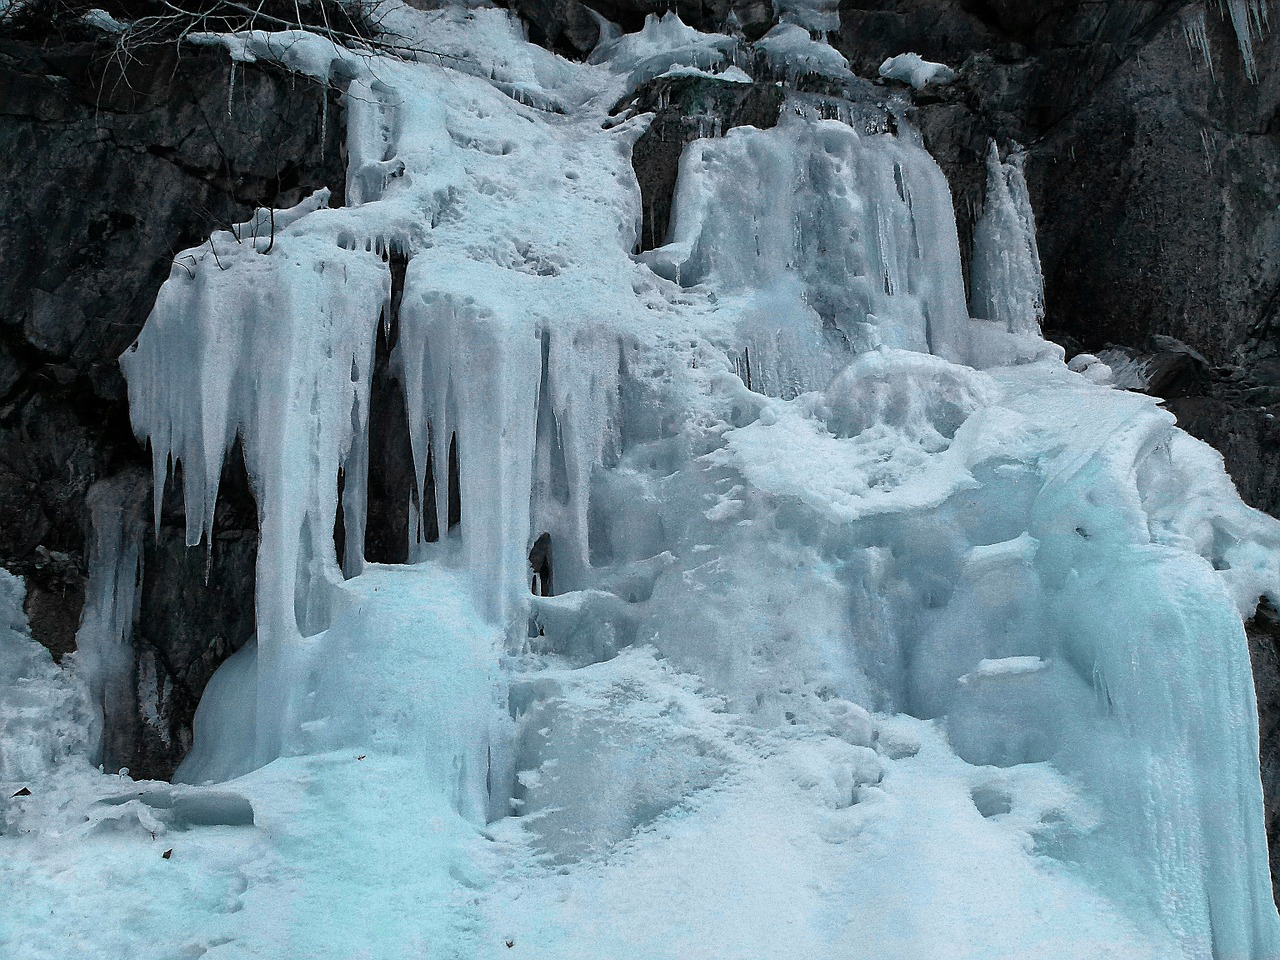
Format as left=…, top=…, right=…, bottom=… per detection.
left=1220, top=0, right=1269, bottom=81
left=395, top=273, right=543, bottom=620
left=969, top=141, right=1045, bottom=338
left=72, top=471, right=149, bottom=771
left=121, top=196, right=391, bottom=765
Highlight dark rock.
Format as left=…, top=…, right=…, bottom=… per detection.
left=503, top=0, right=604, bottom=58
left=1168, top=396, right=1280, bottom=517
left=1141, top=336, right=1211, bottom=399
left=1250, top=598, right=1280, bottom=900
left=362, top=255, right=417, bottom=567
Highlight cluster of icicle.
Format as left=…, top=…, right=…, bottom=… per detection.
left=1222, top=0, right=1270, bottom=81
left=969, top=142, right=1044, bottom=337
left=1181, top=1, right=1270, bottom=80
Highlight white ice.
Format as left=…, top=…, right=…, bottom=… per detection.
left=879, top=51, right=957, bottom=89
left=969, top=140, right=1045, bottom=337
left=3, top=5, right=1280, bottom=960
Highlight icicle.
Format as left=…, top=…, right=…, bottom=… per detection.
left=969, top=141, right=1046, bottom=337
left=121, top=186, right=391, bottom=766
left=540, top=329, right=620, bottom=590
left=1182, top=4, right=1217, bottom=78
left=73, top=471, right=150, bottom=770
left=1219, top=0, right=1269, bottom=81
left=396, top=272, right=542, bottom=620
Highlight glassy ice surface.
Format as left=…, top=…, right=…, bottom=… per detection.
left=2, top=5, right=1280, bottom=959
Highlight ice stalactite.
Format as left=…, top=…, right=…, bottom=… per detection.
left=537, top=329, right=620, bottom=592
left=121, top=194, right=392, bottom=767
left=969, top=141, right=1045, bottom=339
left=73, top=471, right=149, bottom=771
left=1219, top=0, right=1270, bottom=81
left=394, top=280, right=543, bottom=620
left=1182, top=4, right=1217, bottom=77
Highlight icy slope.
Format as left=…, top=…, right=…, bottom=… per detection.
left=3, top=5, right=1280, bottom=959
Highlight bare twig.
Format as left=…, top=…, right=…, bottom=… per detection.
left=207, top=236, right=226, bottom=269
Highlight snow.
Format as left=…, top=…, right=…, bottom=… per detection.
left=961, top=655, right=1047, bottom=681
left=590, top=13, right=739, bottom=89
left=879, top=52, right=957, bottom=89
left=82, top=7, right=127, bottom=33
left=4, top=4, right=1280, bottom=960
left=657, top=63, right=753, bottom=83
left=756, top=22, right=854, bottom=83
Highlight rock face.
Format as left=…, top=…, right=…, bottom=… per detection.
left=0, top=34, right=346, bottom=778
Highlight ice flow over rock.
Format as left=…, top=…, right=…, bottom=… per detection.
left=4, top=5, right=1280, bottom=960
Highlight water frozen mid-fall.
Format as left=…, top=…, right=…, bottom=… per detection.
left=3, top=4, right=1280, bottom=958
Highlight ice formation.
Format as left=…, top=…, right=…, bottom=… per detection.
left=969, top=141, right=1045, bottom=337
left=0, top=571, right=89, bottom=782
left=1183, top=3, right=1217, bottom=77
left=4, top=4, right=1280, bottom=959
left=879, top=52, right=956, bottom=89
left=1221, top=0, right=1270, bottom=81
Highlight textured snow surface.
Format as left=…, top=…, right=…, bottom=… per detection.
left=3, top=4, right=1280, bottom=959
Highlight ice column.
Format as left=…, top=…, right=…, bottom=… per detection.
left=534, top=329, right=619, bottom=591
left=73, top=471, right=149, bottom=770
left=969, top=141, right=1045, bottom=337
left=1025, top=408, right=1280, bottom=959
left=647, top=115, right=971, bottom=366
left=395, top=271, right=542, bottom=620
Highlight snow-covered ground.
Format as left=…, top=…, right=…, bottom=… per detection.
left=3, top=4, right=1280, bottom=958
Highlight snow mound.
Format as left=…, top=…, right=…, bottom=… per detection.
left=879, top=52, right=957, bottom=89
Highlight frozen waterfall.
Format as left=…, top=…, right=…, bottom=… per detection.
left=4, top=6, right=1280, bottom=960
